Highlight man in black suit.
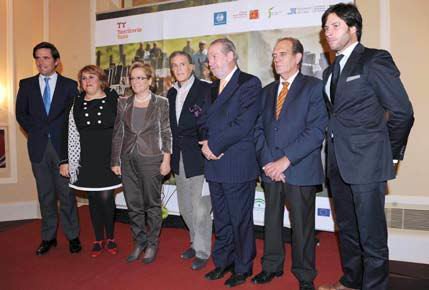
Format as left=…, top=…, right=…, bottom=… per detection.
left=16, top=42, right=81, bottom=255
left=318, top=4, right=414, bottom=290
left=167, top=51, right=212, bottom=271
left=253, top=37, right=328, bottom=290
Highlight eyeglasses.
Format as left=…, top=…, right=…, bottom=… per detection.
left=130, top=76, right=149, bottom=81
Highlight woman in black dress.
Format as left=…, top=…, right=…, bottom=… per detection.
left=60, top=65, right=121, bottom=257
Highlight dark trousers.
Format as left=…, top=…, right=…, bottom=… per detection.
left=209, top=180, right=256, bottom=274
left=328, top=143, right=389, bottom=290
left=31, top=141, right=79, bottom=241
left=87, top=190, right=116, bottom=241
left=122, top=152, right=163, bottom=247
left=262, top=182, right=317, bottom=283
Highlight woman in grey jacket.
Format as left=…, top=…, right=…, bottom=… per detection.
left=111, top=62, right=172, bottom=264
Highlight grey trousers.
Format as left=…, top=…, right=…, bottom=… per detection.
left=176, top=156, right=212, bottom=259
left=122, top=152, right=163, bottom=247
left=31, top=141, right=80, bottom=241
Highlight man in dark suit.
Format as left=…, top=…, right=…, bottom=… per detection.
left=318, top=4, right=414, bottom=290
left=16, top=42, right=81, bottom=256
left=252, top=37, right=328, bottom=290
left=167, top=51, right=212, bottom=271
left=198, top=38, right=261, bottom=287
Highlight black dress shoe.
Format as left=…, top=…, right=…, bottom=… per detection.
left=251, top=270, right=283, bottom=284
left=225, top=272, right=252, bottom=288
left=69, top=237, right=82, bottom=254
left=205, top=264, right=234, bottom=280
left=181, top=247, right=196, bottom=259
left=191, top=257, right=208, bottom=270
left=300, top=281, right=315, bottom=290
left=36, top=239, right=57, bottom=256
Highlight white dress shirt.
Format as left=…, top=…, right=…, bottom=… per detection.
left=39, top=72, right=58, bottom=102
left=173, top=74, right=195, bottom=123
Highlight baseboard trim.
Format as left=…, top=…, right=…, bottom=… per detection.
left=0, top=201, right=41, bottom=222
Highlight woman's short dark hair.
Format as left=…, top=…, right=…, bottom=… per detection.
left=33, top=42, right=61, bottom=60
left=321, top=3, right=362, bottom=41
left=77, top=65, right=109, bottom=91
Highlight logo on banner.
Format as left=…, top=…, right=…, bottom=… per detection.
left=317, top=208, right=331, bottom=217
left=232, top=10, right=248, bottom=20
left=214, top=12, right=227, bottom=25
left=116, top=21, right=143, bottom=40
left=249, top=9, right=259, bottom=20
left=268, top=7, right=283, bottom=18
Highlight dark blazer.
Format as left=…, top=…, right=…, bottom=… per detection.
left=16, top=74, right=78, bottom=163
left=198, top=69, right=262, bottom=183
left=255, top=73, right=328, bottom=186
left=167, top=78, right=210, bottom=178
left=323, top=43, right=414, bottom=184
left=111, top=93, right=172, bottom=166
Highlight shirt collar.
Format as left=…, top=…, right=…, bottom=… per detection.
left=337, top=41, right=359, bottom=66
left=280, top=70, right=299, bottom=87
left=39, top=72, right=58, bottom=81
left=222, top=66, right=238, bottom=84
left=173, top=74, right=195, bottom=91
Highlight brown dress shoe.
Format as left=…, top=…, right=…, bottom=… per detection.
left=318, top=281, right=358, bottom=290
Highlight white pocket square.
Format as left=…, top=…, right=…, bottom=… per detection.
left=346, top=75, right=360, bottom=82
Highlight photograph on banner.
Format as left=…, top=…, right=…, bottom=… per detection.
left=95, top=26, right=329, bottom=96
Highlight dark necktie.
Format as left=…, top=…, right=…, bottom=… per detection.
left=330, top=54, right=344, bottom=104
left=43, top=77, right=51, bottom=114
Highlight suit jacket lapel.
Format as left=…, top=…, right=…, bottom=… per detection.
left=124, top=95, right=135, bottom=131
left=322, top=65, right=333, bottom=111
left=335, top=43, right=364, bottom=105
left=207, top=69, right=240, bottom=119
left=169, top=89, right=178, bottom=129
left=280, top=73, right=303, bottom=114
left=48, top=75, right=63, bottom=118
left=33, top=75, right=48, bottom=118
left=140, top=93, right=157, bottom=134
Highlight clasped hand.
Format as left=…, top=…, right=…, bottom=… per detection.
left=263, top=156, right=291, bottom=183
left=198, top=140, right=224, bottom=160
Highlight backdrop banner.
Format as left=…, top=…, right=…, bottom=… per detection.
left=97, top=0, right=346, bottom=231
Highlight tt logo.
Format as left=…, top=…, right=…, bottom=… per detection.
left=117, top=22, right=126, bottom=28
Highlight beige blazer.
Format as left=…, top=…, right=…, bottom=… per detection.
left=111, top=93, right=172, bottom=166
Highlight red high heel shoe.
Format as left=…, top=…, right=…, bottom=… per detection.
left=91, top=241, right=104, bottom=258
left=106, top=239, right=118, bottom=255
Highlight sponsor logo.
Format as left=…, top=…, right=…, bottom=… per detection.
left=268, top=7, right=283, bottom=18
left=249, top=9, right=259, bottom=20
left=254, top=197, right=265, bottom=210
left=214, top=11, right=227, bottom=25
left=116, top=21, right=142, bottom=40
left=317, top=208, right=331, bottom=217
left=232, top=10, right=248, bottom=20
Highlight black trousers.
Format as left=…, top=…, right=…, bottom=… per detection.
left=31, top=141, right=80, bottom=241
left=121, top=152, right=163, bottom=247
left=261, top=182, right=317, bottom=284
left=328, top=142, right=389, bottom=290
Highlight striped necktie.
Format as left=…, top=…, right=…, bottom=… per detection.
left=275, top=81, right=289, bottom=119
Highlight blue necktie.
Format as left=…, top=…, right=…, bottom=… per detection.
left=43, top=77, right=51, bottom=114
